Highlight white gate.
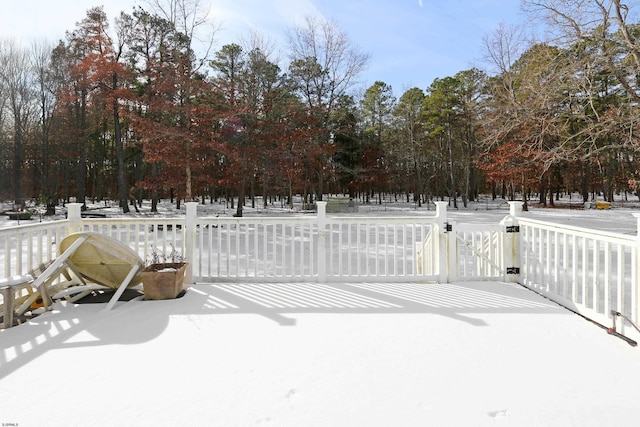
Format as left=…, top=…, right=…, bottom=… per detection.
left=447, top=221, right=518, bottom=282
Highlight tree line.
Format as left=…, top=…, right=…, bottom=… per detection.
left=2, top=0, right=640, bottom=215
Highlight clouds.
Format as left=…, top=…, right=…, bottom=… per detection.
left=274, top=0, right=323, bottom=25
left=208, top=0, right=325, bottom=53
left=210, top=0, right=322, bottom=33
left=0, top=0, right=134, bottom=42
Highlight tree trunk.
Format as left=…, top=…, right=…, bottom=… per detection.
left=12, top=116, right=24, bottom=207
left=580, top=160, right=589, bottom=203
left=521, top=175, right=528, bottom=211
left=185, top=165, right=192, bottom=201
left=151, top=163, right=159, bottom=213
left=317, top=169, right=324, bottom=201
left=236, top=175, right=245, bottom=217
left=76, top=90, right=87, bottom=206
left=114, top=73, right=130, bottom=213
left=263, top=180, right=268, bottom=209
left=446, top=131, right=457, bottom=209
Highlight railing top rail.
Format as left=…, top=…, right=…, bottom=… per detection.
left=194, top=215, right=440, bottom=225
left=453, top=221, right=504, bottom=230
left=0, top=219, right=70, bottom=235
left=0, top=213, right=442, bottom=232
left=81, top=217, right=184, bottom=223
left=197, top=215, right=315, bottom=223
left=517, top=216, right=636, bottom=244
left=326, top=215, right=440, bottom=224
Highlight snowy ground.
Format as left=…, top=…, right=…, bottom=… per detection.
left=2, top=280, right=640, bottom=427
left=2, top=194, right=639, bottom=233
left=2, top=196, right=640, bottom=426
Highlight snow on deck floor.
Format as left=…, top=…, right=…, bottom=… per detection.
left=2, top=281, right=640, bottom=427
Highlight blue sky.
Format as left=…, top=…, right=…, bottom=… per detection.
left=1, top=0, right=524, bottom=96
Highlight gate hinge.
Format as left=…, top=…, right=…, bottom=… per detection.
left=444, top=222, right=452, bottom=232
left=506, top=267, right=520, bottom=275
left=506, top=225, right=520, bottom=233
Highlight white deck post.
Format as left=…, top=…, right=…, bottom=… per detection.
left=317, top=201, right=327, bottom=282
left=67, top=203, right=83, bottom=234
left=509, top=201, right=524, bottom=217
left=434, top=201, right=449, bottom=283
left=503, top=201, right=524, bottom=283
left=185, top=202, right=198, bottom=284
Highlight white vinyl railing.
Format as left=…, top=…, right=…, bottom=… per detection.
left=0, top=221, right=70, bottom=279
left=0, top=202, right=446, bottom=284
left=516, top=214, right=638, bottom=331
left=1, top=200, right=639, bottom=339
left=192, top=204, right=444, bottom=283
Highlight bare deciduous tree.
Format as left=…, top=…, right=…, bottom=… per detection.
left=0, top=40, right=34, bottom=206
left=287, top=16, right=370, bottom=201
left=523, top=0, right=640, bottom=102
left=30, top=39, right=56, bottom=209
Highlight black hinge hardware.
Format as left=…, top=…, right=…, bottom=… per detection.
left=444, top=222, right=452, bottom=232
left=506, top=225, right=520, bottom=233
left=506, top=267, right=520, bottom=274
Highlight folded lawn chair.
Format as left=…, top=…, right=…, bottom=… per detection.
left=1, top=259, right=86, bottom=328
left=1, top=277, right=32, bottom=328
left=1, top=232, right=144, bottom=327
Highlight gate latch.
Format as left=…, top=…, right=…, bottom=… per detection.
left=506, top=225, right=520, bottom=233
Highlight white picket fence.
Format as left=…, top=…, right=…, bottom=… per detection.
left=1, top=200, right=639, bottom=338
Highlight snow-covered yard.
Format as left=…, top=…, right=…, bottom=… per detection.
left=2, top=280, right=640, bottom=426
left=3, top=195, right=640, bottom=234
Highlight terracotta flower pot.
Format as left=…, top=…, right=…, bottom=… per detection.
left=140, top=262, right=187, bottom=300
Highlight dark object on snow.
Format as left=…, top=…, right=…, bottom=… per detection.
left=6, top=211, right=32, bottom=220
left=73, top=288, right=144, bottom=304
left=608, top=310, right=640, bottom=347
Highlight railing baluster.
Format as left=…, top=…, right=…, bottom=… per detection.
left=584, top=237, right=590, bottom=306
left=603, top=241, right=610, bottom=315
left=561, top=232, right=567, bottom=298
left=591, top=239, right=598, bottom=310
left=616, top=244, right=623, bottom=313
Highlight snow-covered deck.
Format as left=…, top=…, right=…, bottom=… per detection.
left=2, top=280, right=639, bottom=426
